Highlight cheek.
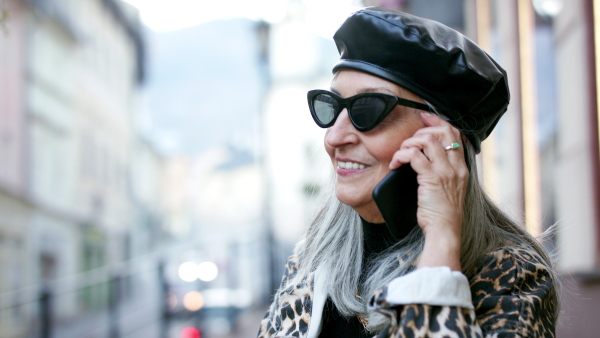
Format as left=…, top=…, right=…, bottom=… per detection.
left=369, top=122, right=424, bottom=164
left=379, top=147, right=398, bottom=165
left=368, top=139, right=402, bottom=166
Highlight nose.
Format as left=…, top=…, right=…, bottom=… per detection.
left=324, top=108, right=359, bottom=148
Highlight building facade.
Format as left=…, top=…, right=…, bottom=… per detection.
left=465, top=1, right=600, bottom=335
left=0, top=1, right=31, bottom=336
left=0, top=0, right=157, bottom=336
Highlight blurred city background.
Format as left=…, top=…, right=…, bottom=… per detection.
left=0, top=0, right=599, bottom=337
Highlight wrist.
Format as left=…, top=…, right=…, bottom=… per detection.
left=417, top=228, right=462, bottom=271
left=422, top=226, right=461, bottom=244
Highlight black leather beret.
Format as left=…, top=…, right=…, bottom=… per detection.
left=332, top=7, right=510, bottom=153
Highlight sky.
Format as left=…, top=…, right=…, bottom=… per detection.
left=139, top=19, right=266, bottom=155
left=121, top=0, right=361, bottom=33
left=121, top=0, right=288, bottom=31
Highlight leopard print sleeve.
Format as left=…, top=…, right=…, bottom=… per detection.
left=371, top=246, right=557, bottom=338
left=370, top=280, right=483, bottom=337
left=257, top=255, right=313, bottom=338
left=471, top=246, right=557, bottom=337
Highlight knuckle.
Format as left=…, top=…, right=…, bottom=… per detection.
left=412, top=149, right=426, bottom=162
left=443, top=126, right=457, bottom=138
left=424, top=133, right=437, bottom=144
left=401, top=138, right=413, bottom=148
left=408, top=147, right=420, bottom=156
left=457, top=168, right=469, bottom=181
left=452, top=128, right=462, bottom=139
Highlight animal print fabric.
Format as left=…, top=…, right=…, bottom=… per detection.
left=257, top=246, right=557, bottom=337
left=258, top=257, right=313, bottom=337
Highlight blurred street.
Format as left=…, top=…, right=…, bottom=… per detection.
left=45, top=258, right=269, bottom=338
left=52, top=301, right=268, bottom=338
left=167, top=307, right=267, bottom=338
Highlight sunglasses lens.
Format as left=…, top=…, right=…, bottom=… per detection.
left=312, top=93, right=339, bottom=126
left=351, top=96, right=388, bottom=129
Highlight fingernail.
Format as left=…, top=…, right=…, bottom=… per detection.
left=420, top=112, right=434, bottom=120
left=420, top=112, right=434, bottom=125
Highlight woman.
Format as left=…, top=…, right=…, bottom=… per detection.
left=258, top=7, right=558, bottom=338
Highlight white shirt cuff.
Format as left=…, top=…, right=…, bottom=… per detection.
left=384, top=266, right=474, bottom=309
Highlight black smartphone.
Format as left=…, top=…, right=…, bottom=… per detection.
left=372, top=164, right=419, bottom=241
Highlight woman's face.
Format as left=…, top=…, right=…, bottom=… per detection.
left=326, top=70, right=426, bottom=223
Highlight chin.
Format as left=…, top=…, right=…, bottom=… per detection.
left=334, top=187, right=369, bottom=210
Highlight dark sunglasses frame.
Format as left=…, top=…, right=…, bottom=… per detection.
left=307, top=89, right=434, bottom=132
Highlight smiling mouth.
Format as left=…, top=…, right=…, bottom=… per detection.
left=338, top=161, right=366, bottom=169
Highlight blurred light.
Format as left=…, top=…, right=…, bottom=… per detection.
left=182, top=291, right=205, bottom=311
left=203, top=288, right=230, bottom=307
left=181, top=327, right=201, bottom=338
left=532, top=0, right=563, bottom=17
left=202, top=288, right=253, bottom=308
left=167, top=291, right=178, bottom=310
left=178, top=262, right=199, bottom=282
left=197, top=261, right=218, bottom=282
left=233, top=289, right=252, bottom=308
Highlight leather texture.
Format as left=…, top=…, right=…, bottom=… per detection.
left=332, top=7, right=510, bottom=153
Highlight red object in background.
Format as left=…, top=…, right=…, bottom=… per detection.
left=181, top=327, right=201, bottom=338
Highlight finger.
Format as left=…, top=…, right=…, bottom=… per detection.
left=390, top=146, right=431, bottom=172
left=419, top=113, right=462, bottom=145
left=401, top=133, right=448, bottom=163
left=416, top=114, right=465, bottom=165
left=401, top=129, right=470, bottom=185
left=420, top=112, right=455, bottom=128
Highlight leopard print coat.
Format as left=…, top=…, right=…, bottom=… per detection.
left=257, top=245, right=557, bottom=338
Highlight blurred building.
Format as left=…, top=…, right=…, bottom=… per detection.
left=0, top=0, right=167, bottom=336
left=461, top=0, right=600, bottom=335
left=141, top=16, right=277, bottom=327
left=130, top=137, right=165, bottom=258
left=0, top=0, right=30, bottom=336
left=190, top=145, right=269, bottom=305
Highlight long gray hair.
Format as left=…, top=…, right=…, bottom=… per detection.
left=289, top=136, right=559, bottom=332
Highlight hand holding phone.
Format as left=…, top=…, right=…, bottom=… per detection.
left=372, top=164, right=419, bottom=241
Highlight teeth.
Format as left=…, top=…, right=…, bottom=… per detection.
left=339, top=161, right=366, bottom=169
